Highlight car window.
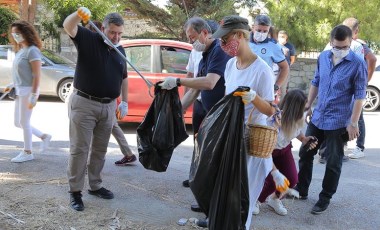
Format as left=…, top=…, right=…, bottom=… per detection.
left=41, top=50, right=74, bottom=65
left=160, top=46, right=190, bottom=74
left=0, top=47, right=12, bottom=60
left=124, top=46, right=151, bottom=72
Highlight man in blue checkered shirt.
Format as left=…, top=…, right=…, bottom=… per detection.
left=296, top=25, right=367, bottom=215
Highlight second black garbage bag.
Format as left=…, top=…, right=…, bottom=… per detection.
left=137, top=84, right=189, bottom=172
left=189, top=87, right=249, bottom=230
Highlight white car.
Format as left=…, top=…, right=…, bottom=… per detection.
left=364, top=60, right=380, bottom=112
left=0, top=45, right=75, bottom=101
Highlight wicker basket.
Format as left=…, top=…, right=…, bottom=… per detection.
left=244, top=108, right=278, bottom=158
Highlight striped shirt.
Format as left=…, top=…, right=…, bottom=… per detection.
left=311, top=50, right=367, bottom=130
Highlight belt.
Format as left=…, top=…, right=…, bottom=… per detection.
left=76, top=91, right=114, bottom=104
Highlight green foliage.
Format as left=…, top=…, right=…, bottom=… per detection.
left=43, top=0, right=124, bottom=27
left=122, top=0, right=244, bottom=40
left=0, top=7, right=18, bottom=45
left=265, top=0, right=380, bottom=51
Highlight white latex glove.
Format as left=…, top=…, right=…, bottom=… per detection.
left=158, top=77, right=177, bottom=90
left=4, top=83, right=14, bottom=93
left=28, top=93, right=39, bottom=109
left=77, top=7, right=91, bottom=23
left=117, top=101, right=128, bottom=120
left=271, top=169, right=290, bottom=193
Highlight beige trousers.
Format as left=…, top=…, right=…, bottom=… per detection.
left=67, top=94, right=116, bottom=192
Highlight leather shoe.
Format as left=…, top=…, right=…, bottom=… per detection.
left=182, top=179, right=190, bottom=188
left=311, top=200, right=330, bottom=214
left=191, top=204, right=203, bottom=212
left=88, top=187, right=114, bottom=199
left=70, top=192, right=84, bottom=211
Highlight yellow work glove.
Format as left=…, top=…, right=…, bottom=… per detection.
left=271, top=169, right=290, bottom=193
left=77, top=7, right=91, bottom=23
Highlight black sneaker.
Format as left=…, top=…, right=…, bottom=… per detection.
left=115, top=154, right=137, bottom=166
left=182, top=179, right=190, bottom=188
left=70, top=191, right=84, bottom=211
left=311, top=200, right=330, bottom=214
left=88, top=187, right=114, bottom=199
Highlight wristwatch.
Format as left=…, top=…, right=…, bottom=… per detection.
left=274, top=84, right=279, bottom=91
left=176, top=78, right=181, bottom=87
left=350, top=122, right=359, bottom=128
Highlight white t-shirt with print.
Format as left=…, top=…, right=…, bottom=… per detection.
left=224, top=56, right=275, bottom=125
left=186, top=50, right=203, bottom=77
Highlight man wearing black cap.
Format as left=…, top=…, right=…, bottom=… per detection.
left=249, top=15, right=289, bottom=96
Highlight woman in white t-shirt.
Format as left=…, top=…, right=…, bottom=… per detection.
left=212, top=15, right=288, bottom=229
left=6, top=20, right=51, bottom=163
left=256, top=89, right=318, bottom=216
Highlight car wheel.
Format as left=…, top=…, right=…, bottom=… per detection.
left=58, top=78, right=73, bottom=102
left=363, top=86, right=380, bottom=112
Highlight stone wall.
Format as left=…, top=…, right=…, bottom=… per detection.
left=287, top=58, right=317, bottom=94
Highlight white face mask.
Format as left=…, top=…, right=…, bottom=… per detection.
left=192, top=39, right=206, bottom=52
left=331, top=48, right=349, bottom=60
left=11, top=33, right=24, bottom=44
left=253, top=31, right=268, bottom=42
left=104, top=39, right=121, bottom=47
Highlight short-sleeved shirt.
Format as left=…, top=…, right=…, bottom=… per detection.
left=248, top=35, right=286, bottom=68
left=12, top=45, right=41, bottom=96
left=71, top=26, right=127, bottom=99
left=197, top=39, right=231, bottom=111
left=186, top=49, right=203, bottom=77
left=224, top=56, right=275, bottom=125
left=281, top=42, right=296, bottom=66
left=311, top=50, right=367, bottom=130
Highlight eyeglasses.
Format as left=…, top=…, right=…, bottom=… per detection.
left=331, top=44, right=350, bottom=51
left=220, top=33, right=235, bottom=45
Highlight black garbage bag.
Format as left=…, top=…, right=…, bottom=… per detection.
left=189, top=87, right=249, bottom=230
left=137, top=83, right=189, bottom=172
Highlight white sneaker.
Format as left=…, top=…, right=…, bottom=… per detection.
left=252, top=201, right=260, bottom=215
left=348, top=147, right=365, bottom=159
left=40, top=134, right=52, bottom=152
left=11, top=151, right=34, bottom=163
left=267, top=196, right=287, bottom=216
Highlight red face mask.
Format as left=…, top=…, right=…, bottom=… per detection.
left=221, top=36, right=240, bottom=57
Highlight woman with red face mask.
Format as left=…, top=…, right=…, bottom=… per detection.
left=212, top=15, right=285, bottom=229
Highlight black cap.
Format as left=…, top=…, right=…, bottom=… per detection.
left=212, top=15, right=250, bottom=39
left=254, top=15, right=271, bottom=26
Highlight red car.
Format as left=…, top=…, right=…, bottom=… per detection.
left=119, top=39, right=193, bottom=124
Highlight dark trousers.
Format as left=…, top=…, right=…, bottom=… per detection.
left=320, top=110, right=365, bottom=157
left=192, top=99, right=208, bottom=136
left=258, top=144, right=298, bottom=203
left=298, top=122, right=346, bottom=202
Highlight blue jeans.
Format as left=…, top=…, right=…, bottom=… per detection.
left=297, top=122, right=346, bottom=202
left=356, top=110, right=365, bottom=150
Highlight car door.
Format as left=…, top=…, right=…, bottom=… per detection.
left=124, top=44, right=155, bottom=118
left=0, top=46, right=14, bottom=89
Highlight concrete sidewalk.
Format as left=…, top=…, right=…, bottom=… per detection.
left=0, top=98, right=379, bottom=229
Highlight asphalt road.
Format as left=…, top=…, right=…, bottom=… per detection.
left=0, top=96, right=379, bottom=229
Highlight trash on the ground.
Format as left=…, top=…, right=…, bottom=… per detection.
left=188, top=217, right=198, bottom=223
left=177, top=218, right=188, bottom=226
